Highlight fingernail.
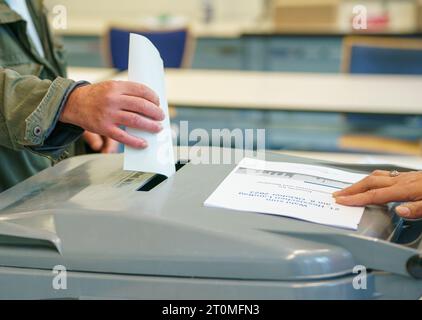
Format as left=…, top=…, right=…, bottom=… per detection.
left=333, top=192, right=340, bottom=197
left=396, top=206, right=411, bottom=217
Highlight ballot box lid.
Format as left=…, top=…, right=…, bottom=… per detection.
left=0, top=148, right=420, bottom=281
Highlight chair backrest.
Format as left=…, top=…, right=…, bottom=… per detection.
left=107, top=27, right=191, bottom=71
left=342, top=36, right=422, bottom=75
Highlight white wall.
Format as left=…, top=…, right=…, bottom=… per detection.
left=44, top=0, right=265, bottom=23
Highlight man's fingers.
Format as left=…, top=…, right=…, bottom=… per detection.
left=115, top=111, right=163, bottom=133
left=120, top=96, right=165, bottom=121
left=396, top=201, right=422, bottom=220
left=333, top=175, right=394, bottom=198
left=335, top=186, right=409, bottom=207
left=108, top=126, right=147, bottom=149
left=117, top=81, right=160, bottom=106
left=83, top=131, right=104, bottom=151
left=101, top=138, right=119, bottom=154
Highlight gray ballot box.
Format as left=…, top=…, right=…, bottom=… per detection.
left=0, top=148, right=421, bottom=300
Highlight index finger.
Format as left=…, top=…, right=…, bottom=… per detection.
left=117, top=81, right=160, bottom=106
left=335, top=186, right=410, bottom=207
left=333, top=175, right=394, bottom=198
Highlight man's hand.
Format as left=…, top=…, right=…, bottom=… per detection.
left=83, top=131, right=119, bottom=154
left=60, top=81, right=165, bottom=149
left=334, top=170, right=422, bottom=219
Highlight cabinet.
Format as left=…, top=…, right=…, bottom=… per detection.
left=191, top=38, right=246, bottom=70
left=191, top=36, right=343, bottom=73
left=62, top=35, right=106, bottom=68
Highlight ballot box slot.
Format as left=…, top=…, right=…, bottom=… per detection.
left=390, top=218, right=422, bottom=248
left=387, top=202, right=422, bottom=248
left=138, top=161, right=189, bottom=192
left=0, top=235, right=60, bottom=253
left=407, top=255, right=422, bottom=279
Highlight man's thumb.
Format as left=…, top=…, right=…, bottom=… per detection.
left=83, top=132, right=103, bottom=151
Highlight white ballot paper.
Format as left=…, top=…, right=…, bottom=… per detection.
left=205, top=158, right=368, bottom=230
left=124, top=34, right=175, bottom=177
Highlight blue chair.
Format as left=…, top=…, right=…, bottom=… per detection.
left=342, top=36, right=422, bottom=128
left=107, top=27, right=191, bottom=71
left=343, top=37, right=422, bottom=75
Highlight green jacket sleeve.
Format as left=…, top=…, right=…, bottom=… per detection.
left=0, top=67, right=86, bottom=161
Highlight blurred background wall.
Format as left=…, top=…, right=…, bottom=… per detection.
left=43, top=0, right=265, bottom=23
left=48, top=0, right=422, bottom=155
left=44, top=0, right=422, bottom=32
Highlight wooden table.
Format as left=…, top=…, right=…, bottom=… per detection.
left=67, top=67, right=118, bottom=84
left=112, top=69, right=422, bottom=114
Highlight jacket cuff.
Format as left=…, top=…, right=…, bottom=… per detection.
left=28, top=79, right=90, bottom=161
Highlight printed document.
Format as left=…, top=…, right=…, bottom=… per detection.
left=124, top=34, right=175, bottom=177
left=205, top=158, right=368, bottom=230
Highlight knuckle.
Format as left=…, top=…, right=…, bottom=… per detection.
left=139, top=99, right=148, bottom=113
left=367, top=189, right=379, bottom=200
left=144, top=120, right=158, bottom=132
left=361, top=176, right=372, bottom=186
left=104, top=126, right=114, bottom=137
left=366, top=176, right=376, bottom=184
left=106, top=80, right=118, bottom=91
left=148, top=105, right=161, bottom=119
left=372, top=170, right=383, bottom=176
left=103, top=92, right=116, bottom=105
left=112, top=131, right=125, bottom=142
left=129, top=113, right=141, bottom=127
left=136, top=84, right=146, bottom=96
left=107, top=127, right=122, bottom=140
